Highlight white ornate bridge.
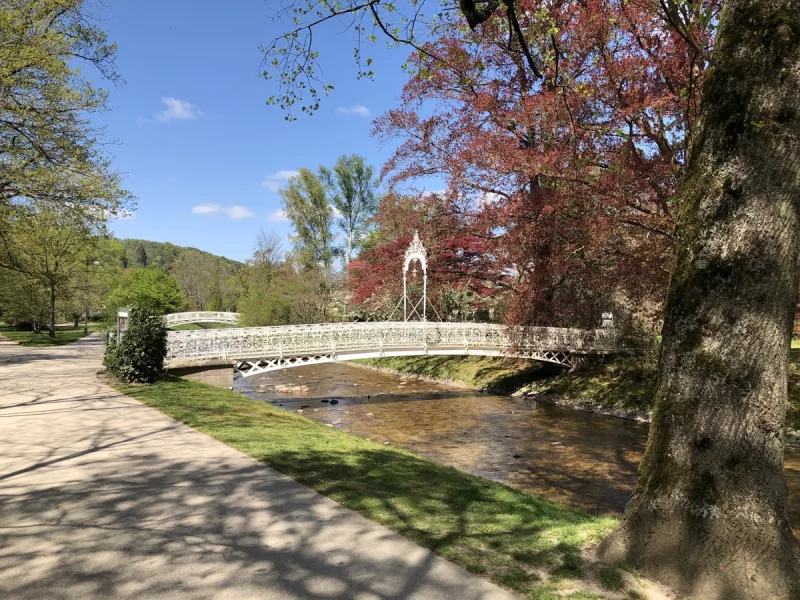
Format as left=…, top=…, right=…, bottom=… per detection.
left=164, top=311, right=241, bottom=327
left=165, top=321, right=620, bottom=378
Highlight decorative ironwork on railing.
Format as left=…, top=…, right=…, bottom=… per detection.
left=165, top=321, right=621, bottom=376
left=164, top=312, right=241, bottom=327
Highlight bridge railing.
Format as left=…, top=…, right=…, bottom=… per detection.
left=164, top=311, right=241, bottom=326
left=165, top=321, right=620, bottom=363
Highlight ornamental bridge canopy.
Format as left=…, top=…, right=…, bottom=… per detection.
left=165, top=321, right=621, bottom=377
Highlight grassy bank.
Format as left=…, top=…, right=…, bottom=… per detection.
left=115, top=376, right=629, bottom=599
left=542, top=348, right=800, bottom=431
left=536, top=355, right=658, bottom=420
left=360, top=350, right=800, bottom=432
left=357, top=355, right=543, bottom=393
left=0, top=323, right=102, bottom=346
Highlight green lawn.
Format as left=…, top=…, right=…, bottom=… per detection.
left=0, top=323, right=102, bottom=346
left=116, top=376, right=621, bottom=599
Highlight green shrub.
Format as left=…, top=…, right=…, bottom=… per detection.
left=104, top=307, right=167, bottom=383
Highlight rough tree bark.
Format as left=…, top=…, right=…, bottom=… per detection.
left=598, top=0, right=800, bottom=597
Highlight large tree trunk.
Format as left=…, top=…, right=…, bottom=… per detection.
left=598, top=0, right=800, bottom=597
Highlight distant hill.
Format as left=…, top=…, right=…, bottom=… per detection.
left=121, top=239, right=243, bottom=273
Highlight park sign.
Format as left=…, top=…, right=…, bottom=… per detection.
left=116, top=308, right=130, bottom=344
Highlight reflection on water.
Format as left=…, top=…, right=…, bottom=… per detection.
left=235, top=362, right=800, bottom=535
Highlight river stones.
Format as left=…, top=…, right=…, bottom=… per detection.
left=274, top=383, right=309, bottom=393
left=329, top=399, right=339, bottom=405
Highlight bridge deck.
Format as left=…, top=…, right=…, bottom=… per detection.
left=166, top=321, right=620, bottom=377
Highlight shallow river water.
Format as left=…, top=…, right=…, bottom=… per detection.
left=235, top=362, right=800, bottom=536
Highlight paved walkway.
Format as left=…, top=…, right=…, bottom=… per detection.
left=0, top=336, right=517, bottom=600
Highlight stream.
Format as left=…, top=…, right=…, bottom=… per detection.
left=235, top=362, right=800, bottom=536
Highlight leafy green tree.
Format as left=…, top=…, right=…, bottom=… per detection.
left=0, top=0, right=132, bottom=335
left=135, top=244, right=148, bottom=267
left=0, top=0, right=132, bottom=219
left=319, top=155, right=379, bottom=265
left=280, top=169, right=336, bottom=274
left=238, top=231, right=332, bottom=325
left=170, top=248, right=240, bottom=311
left=0, top=204, right=104, bottom=336
left=64, top=237, right=126, bottom=331
left=0, top=269, right=49, bottom=331
left=171, top=249, right=213, bottom=309
left=106, top=267, right=184, bottom=316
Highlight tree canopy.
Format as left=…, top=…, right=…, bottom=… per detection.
left=106, top=267, right=184, bottom=316
left=0, top=0, right=132, bottom=219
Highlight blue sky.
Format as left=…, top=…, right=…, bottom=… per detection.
left=93, top=0, right=423, bottom=262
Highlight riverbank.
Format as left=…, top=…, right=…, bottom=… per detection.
left=360, top=352, right=800, bottom=439
left=115, top=375, right=668, bottom=600
left=0, top=322, right=102, bottom=346
left=356, top=355, right=545, bottom=393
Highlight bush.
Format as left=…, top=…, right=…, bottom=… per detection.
left=104, top=307, right=167, bottom=383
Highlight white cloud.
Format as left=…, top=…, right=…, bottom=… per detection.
left=268, top=209, right=289, bottom=222
left=154, top=97, right=203, bottom=122
left=191, top=203, right=254, bottom=220
left=261, top=170, right=300, bottom=192
left=192, top=203, right=220, bottom=215
left=336, top=104, right=371, bottom=118
left=226, top=205, right=255, bottom=219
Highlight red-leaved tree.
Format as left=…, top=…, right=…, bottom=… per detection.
left=348, top=192, right=508, bottom=319
left=369, top=0, right=718, bottom=329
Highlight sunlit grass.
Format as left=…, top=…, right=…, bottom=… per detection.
left=116, top=376, right=619, bottom=599
left=358, top=355, right=541, bottom=392
left=0, top=323, right=101, bottom=346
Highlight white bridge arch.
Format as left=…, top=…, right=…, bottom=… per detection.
left=165, top=321, right=621, bottom=378
left=164, top=311, right=241, bottom=327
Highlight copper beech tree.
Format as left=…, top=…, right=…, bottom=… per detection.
left=369, top=0, right=711, bottom=327
left=263, top=0, right=800, bottom=597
